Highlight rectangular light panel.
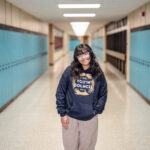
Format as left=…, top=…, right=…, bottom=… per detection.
left=64, top=13, right=96, bottom=17
left=58, top=4, right=101, bottom=8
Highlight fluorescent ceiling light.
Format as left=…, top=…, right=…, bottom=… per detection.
left=70, top=22, right=90, bottom=36
left=64, top=13, right=96, bottom=17
left=58, top=4, right=101, bottom=8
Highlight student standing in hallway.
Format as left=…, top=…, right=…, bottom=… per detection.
left=56, top=44, right=108, bottom=150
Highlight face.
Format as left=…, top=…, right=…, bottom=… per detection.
left=77, top=49, right=91, bottom=66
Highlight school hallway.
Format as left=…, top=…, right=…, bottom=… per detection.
left=0, top=50, right=150, bottom=150
left=1, top=0, right=150, bottom=149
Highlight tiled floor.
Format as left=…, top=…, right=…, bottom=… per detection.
left=0, top=51, right=150, bottom=150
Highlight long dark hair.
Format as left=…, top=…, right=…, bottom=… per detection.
left=70, top=43, right=103, bottom=80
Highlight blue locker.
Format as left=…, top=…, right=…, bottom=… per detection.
left=130, top=29, right=150, bottom=101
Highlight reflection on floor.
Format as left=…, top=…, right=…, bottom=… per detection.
left=0, top=51, right=150, bottom=150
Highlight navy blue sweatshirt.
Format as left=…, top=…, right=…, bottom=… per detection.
left=55, top=65, right=108, bottom=121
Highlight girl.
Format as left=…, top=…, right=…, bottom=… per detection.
left=56, top=43, right=108, bottom=150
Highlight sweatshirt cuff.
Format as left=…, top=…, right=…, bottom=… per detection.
left=93, top=109, right=98, bottom=115
left=60, top=113, right=67, bottom=117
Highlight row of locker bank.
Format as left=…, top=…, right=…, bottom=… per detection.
left=0, top=24, right=48, bottom=110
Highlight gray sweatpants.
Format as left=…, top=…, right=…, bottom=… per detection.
left=62, top=115, right=98, bottom=150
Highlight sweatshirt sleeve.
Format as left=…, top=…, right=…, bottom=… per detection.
left=55, top=66, right=70, bottom=117
left=93, top=73, right=108, bottom=115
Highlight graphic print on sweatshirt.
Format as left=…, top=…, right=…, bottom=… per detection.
left=72, top=73, right=95, bottom=95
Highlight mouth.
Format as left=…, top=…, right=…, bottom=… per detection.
left=81, top=59, right=89, bottom=64
left=83, top=58, right=89, bottom=61
left=82, top=59, right=87, bottom=62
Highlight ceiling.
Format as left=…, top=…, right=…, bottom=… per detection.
left=7, top=0, right=150, bottom=35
